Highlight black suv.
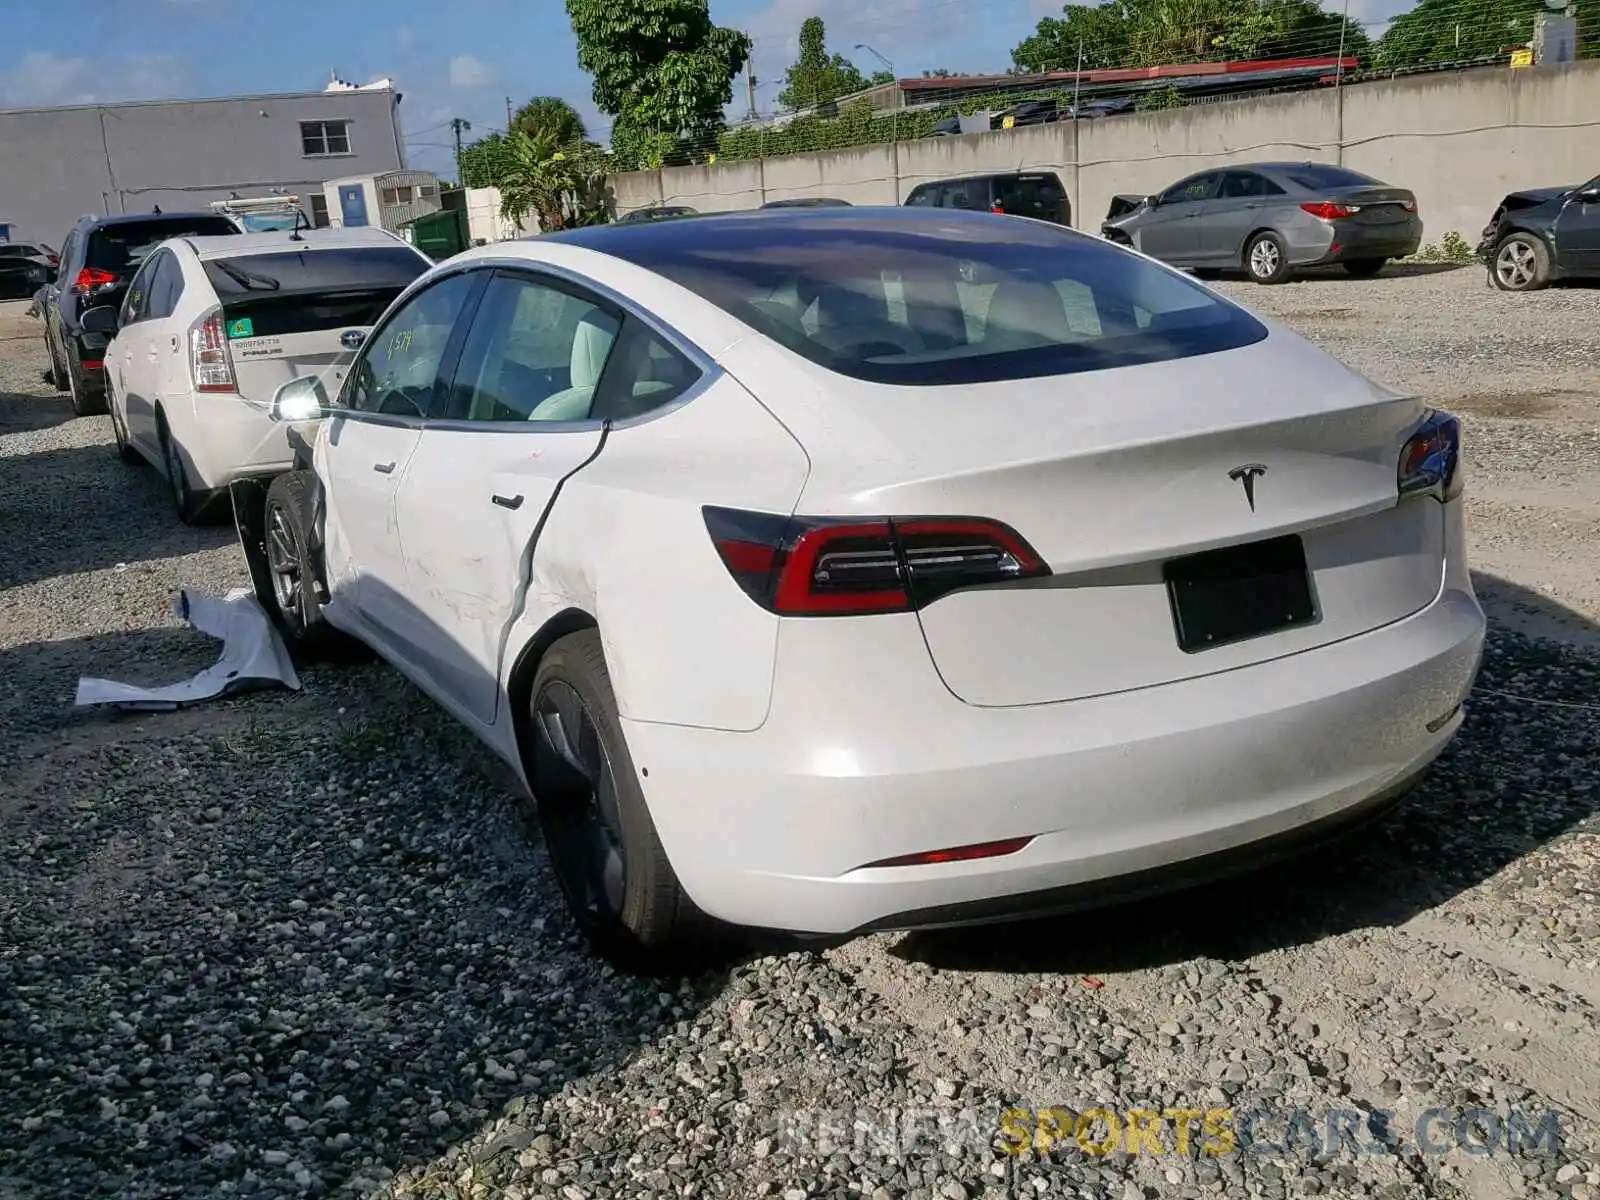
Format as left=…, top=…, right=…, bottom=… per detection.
left=903, top=172, right=1072, bottom=227
left=40, top=211, right=240, bottom=415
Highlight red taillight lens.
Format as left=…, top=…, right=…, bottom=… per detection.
left=703, top=507, right=1050, bottom=616
left=864, top=837, right=1034, bottom=869
left=1300, top=202, right=1357, bottom=221
left=48, top=254, right=60, bottom=266
left=189, top=311, right=237, bottom=393
left=991, top=203, right=1005, bottom=214
left=1398, top=410, right=1462, bottom=501
left=1402, top=199, right=1418, bottom=213
left=80, top=360, right=104, bottom=371
left=72, top=267, right=117, bottom=294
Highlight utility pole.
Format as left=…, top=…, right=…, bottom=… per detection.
left=450, top=117, right=472, bottom=180
left=505, top=96, right=515, bottom=132
left=746, top=66, right=758, bottom=121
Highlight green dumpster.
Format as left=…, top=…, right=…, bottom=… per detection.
left=400, top=208, right=469, bottom=261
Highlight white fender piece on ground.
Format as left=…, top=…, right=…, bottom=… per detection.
left=74, top=588, right=301, bottom=711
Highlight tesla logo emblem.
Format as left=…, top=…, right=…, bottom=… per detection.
left=1228, top=463, right=1268, bottom=511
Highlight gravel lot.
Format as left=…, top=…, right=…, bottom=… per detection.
left=2, top=264, right=1598, bottom=1200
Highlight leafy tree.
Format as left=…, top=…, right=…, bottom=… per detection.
left=495, top=127, right=610, bottom=232
left=458, top=132, right=512, bottom=189
left=510, top=96, right=588, bottom=145
left=566, top=0, right=751, bottom=169
left=1012, top=0, right=1366, bottom=72
left=777, top=16, right=869, bottom=109
left=868, top=69, right=897, bottom=86
left=1373, top=0, right=1591, bottom=70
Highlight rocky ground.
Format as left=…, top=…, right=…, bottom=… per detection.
left=1, top=265, right=1597, bottom=1200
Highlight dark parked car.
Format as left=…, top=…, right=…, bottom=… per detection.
left=1476, top=174, right=1600, bottom=292
left=904, top=172, right=1072, bottom=226
left=39, top=210, right=244, bottom=414
left=1101, top=162, right=1422, bottom=284
left=761, top=197, right=852, bottom=208
left=0, top=242, right=57, bottom=300
left=617, top=205, right=699, bottom=224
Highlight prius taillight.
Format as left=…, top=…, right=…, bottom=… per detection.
left=189, top=311, right=237, bottom=394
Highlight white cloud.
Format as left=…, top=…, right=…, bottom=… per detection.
left=0, top=51, right=191, bottom=108
left=448, top=53, right=498, bottom=90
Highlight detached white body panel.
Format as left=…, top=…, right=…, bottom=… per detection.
left=271, top=208, right=1485, bottom=940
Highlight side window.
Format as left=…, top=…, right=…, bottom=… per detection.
left=943, top=180, right=985, bottom=210
left=146, top=252, right=184, bottom=320
left=905, top=185, right=936, bottom=208
left=344, top=271, right=479, bottom=418
left=1221, top=171, right=1285, bottom=199
left=592, top=318, right=704, bottom=422
left=448, top=272, right=621, bottom=424
left=122, top=253, right=158, bottom=325
left=1161, top=173, right=1221, bottom=206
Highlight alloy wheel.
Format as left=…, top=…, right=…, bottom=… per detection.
left=1495, top=239, right=1536, bottom=289
left=264, top=503, right=304, bottom=628
left=534, top=680, right=627, bottom=917
left=1250, top=239, right=1281, bottom=279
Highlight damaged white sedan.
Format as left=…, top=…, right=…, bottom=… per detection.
left=233, top=206, right=1485, bottom=972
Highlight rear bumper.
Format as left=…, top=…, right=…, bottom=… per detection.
left=180, top=394, right=295, bottom=489
left=1310, top=219, right=1423, bottom=264
left=622, top=504, right=1485, bottom=935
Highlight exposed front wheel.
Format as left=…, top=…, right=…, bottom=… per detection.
left=1490, top=233, right=1550, bottom=292
left=1245, top=231, right=1291, bottom=284
left=530, top=629, right=715, bottom=974
left=1342, top=257, right=1387, bottom=278
left=262, top=470, right=343, bottom=655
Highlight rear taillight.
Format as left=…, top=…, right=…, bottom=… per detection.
left=703, top=507, right=1050, bottom=616
left=1398, top=410, right=1462, bottom=501
left=48, top=254, right=60, bottom=266
left=1402, top=199, right=1418, bottom=213
left=189, top=311, right=237, bottom=393
left=991, top=203, right=1005, bottom=214
left=72, top=267, right=117, bottom=294
left=1301, top=202, right=1357, bottom=221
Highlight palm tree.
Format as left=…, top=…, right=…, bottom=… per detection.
left=510, top=96, right=588, bottom=146
left=496, top=127, right=608, bottom=233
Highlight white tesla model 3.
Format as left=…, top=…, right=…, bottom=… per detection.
left=240, top=206, right=1486, bottom=971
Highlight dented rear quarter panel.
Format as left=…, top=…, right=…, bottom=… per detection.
left=498, top=369, right=812, bottom=734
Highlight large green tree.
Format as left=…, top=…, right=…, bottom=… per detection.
left=458, top=96, right=591, bottom=192
left=777, top=17, right=870, bottom=110
left=566, top=0, right=751, bottom=169
left=1373, top=0, right=1593, bottom=70
left=510, top=96, right=588, bottom=144
left=1012, top=0, right=1367, bottom=73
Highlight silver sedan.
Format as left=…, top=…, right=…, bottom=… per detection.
left=1102, top=161, right=1423, bottom=284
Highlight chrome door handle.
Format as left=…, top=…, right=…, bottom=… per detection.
left=373, top=461, right=395, bottom=474
left=491, top=493, right=524, bottom=510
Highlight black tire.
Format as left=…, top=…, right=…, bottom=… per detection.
left=1244, top=230, right=1292, bottom=284
left=107, top=382, right=143, bottom=464
left=157, top=417, right=209, bottom=524
left=1490, top=232, right=1550, bottom=292
left=1342, top=257, right=1387, bottom=278
left=262, top=470, right=343, bottom=654
left=64, top=342, right=107, bottom=416
left=529, top=630, right=715, bottom=974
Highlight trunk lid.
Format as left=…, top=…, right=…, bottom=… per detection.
left=1329, top=185, right=1417, bottom=225
left=728, top=329, right=1444, bottom=707
left=217, top=290, right=399, bottom=403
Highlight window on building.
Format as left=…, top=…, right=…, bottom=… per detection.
left=419, top=184, right=437, bottom=199
left=301, top=120, right=352, bottom=157
left=309, top=195, right=330, bottom=228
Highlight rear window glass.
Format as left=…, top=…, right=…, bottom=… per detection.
left=1284, top=164, right=1379, bottom=190
left=86, top=218, right=238, bottom=274
left=203, top=247, right=428, bottom=299
left=602, top=214, right=1267, bottom=386
left=996, top=175, right=1065, bottom=208
left=0, top=245, right=42, bottom=258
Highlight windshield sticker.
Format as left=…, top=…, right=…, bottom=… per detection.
left=226, top=317, right=255, bottom=338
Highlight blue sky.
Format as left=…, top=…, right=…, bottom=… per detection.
left=2, top=0, right=1411, bottom=179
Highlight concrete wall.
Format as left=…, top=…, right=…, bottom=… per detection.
left=618, top=62, right=1600, bottom=241
left=0, top=88, right=405, bottom=247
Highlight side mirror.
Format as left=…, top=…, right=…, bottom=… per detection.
left=270, top=375, right=329, bottom=422
left=80, top=305, right=120, bottom=335
left=1145, top=194, right=1161, bottom=209
left=1579, top=187, right=1600, bottom=203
